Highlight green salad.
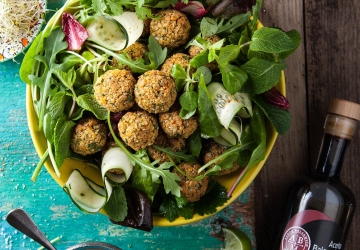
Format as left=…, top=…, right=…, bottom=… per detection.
left=20, top=0, right=300, bottom=231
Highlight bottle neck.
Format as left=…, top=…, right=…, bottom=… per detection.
left=314, top=134, right=350, bottom=178
left=314, top=114, right=357, bottom=179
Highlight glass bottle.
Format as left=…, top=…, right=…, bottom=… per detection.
left=273, top=98, right=360, bottom=250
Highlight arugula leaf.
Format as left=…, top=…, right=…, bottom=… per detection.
left=194, top=181, right=228, bottom=215
left=240, top=57, right=286, bottom=94
left=216, top=12, right=251, bottom=35
left=153, top=145, right=196, bottom=163
left=250, top=27, right=296, bottom=54
left=249, top=0, right=262, bottom=33
left=103, top=186, right=128, bottom=222
left=252, top=95, right=291, bottom=135
left=30, top=28, right=68, bottom=130
left=197, top=74, right=222, bottom=137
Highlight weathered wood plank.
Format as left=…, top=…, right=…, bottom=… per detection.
left=305, top=0, right=360, bottom=247
left=254, top=0, right=308, bottom=248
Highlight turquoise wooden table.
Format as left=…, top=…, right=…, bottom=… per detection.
left=0, top=1, right=256, bottom=249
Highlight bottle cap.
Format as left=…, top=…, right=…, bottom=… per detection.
left=328, top=98, right=360, bottom=121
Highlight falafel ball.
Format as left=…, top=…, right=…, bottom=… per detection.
left=147, top=130, right=186, bottom=164
left=188, top=35, right=222, bottom=71
left=174, top=162, right=209, bottom=202
left=135, top=70, right=177, bottom=114
left=111, top=42, right=148, bottom=70
left=70, top=117, right=108, bottom=156
left=94, top=69, right=136, bottom=112
left=150, top=9, right=191, bottom=49
left=202, top=140, right=242, bottom=175
left=160, top=53, right=192, bottom=75
left=118, top=111, right=159, bottom=151
left=159, top=110, right=198, bottom=138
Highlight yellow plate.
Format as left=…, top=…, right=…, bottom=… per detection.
left=25, top=0, right=285, bottom=227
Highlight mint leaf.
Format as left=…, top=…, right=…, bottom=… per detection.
left=219, top=64, right=248, bottom=94
left=200, top=17, right=218, bottom=37
left=194, top=181, right=228, bottom=215
left=76, top=93, right=108, bottom=120
left=252, top=95, right=291, bottom=135
left=53, top=67, right=76, bottom=90
left=49, top=91, right=69, bottom=119
left=240, top=57, right=286, bottom=94
left=279, top=29, right=301, bottom=58
left=190, top=50, right=209, bottom=68
left=217, top=44, right=241, bottom=65
left=103, top=186, right=127, bottom=222
left=54, top=115, right=75, bottom=169
left=250, top=27, right=295, bottom=54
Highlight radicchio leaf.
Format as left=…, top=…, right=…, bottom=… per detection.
left=174, top=1, right=211, bottom=19
left=263, top=87, right=290, bottom=110
left=62, top=12, right=89, bottom=51
left=109, top=185, right=153, bottom=232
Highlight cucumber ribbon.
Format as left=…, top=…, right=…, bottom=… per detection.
left=63, top=147, right=133, bottom=213
left=208, top=82, right=253, bottom=146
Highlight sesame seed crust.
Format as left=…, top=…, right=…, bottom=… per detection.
left=118, top=111, right=159, bottom=151
left=150, top=9, right=191, bottom=49
left=134, top=70, right=177, bottom=114
left=94, top=69, right=136, bottom=112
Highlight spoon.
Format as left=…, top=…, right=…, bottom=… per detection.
left=6, top=208, right=57, bottom=250
left=6, top=208, right=122, bottom=250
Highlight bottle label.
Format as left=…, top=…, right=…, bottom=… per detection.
left=280, top=210, right=344, bottom=250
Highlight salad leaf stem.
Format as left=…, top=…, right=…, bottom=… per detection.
left=197, top=141, right=255, bottom=174
left=227, top=166, right=247, bottom=198
left=31, top=149, right=49, bottom=182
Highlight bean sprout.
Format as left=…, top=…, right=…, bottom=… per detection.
left=0, top=0, right=45, bottom=60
